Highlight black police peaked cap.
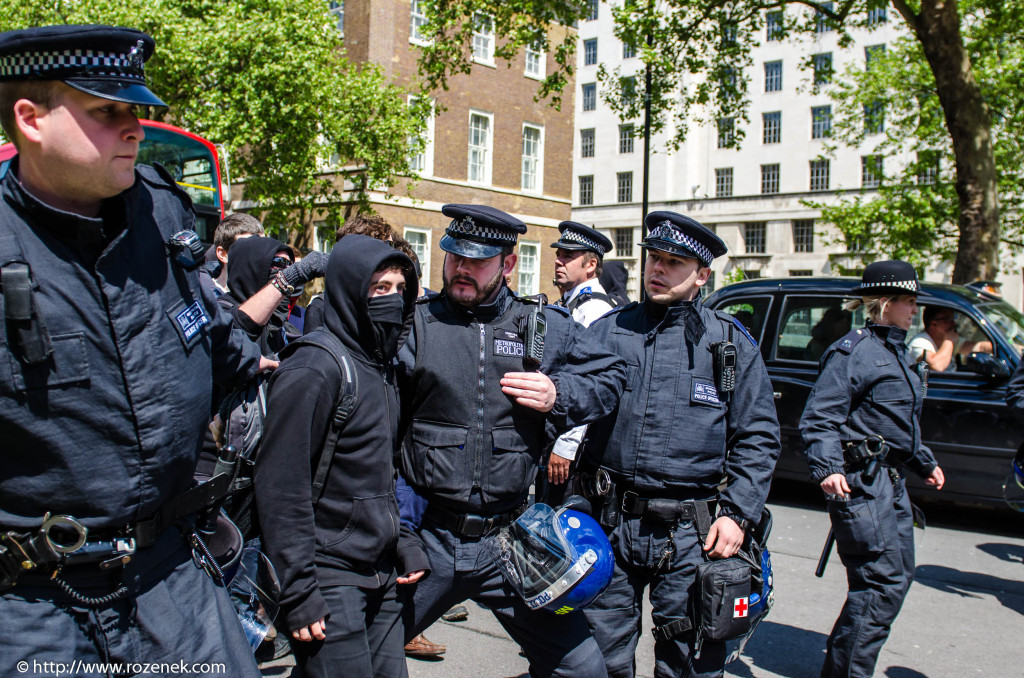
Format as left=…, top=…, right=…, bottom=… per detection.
left=0, top=24, right=167, bottom=107
left=641, top=211, right=727, bottom=267
left=851, top=260, right=920, bottom=296
left=551, top=221, right=613, bottom=257
left=440, top=204, right=527, bottom=260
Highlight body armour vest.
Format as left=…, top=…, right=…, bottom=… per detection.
left=400, top=292, right=547, bottom=512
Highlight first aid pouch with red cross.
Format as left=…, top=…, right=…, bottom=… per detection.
left=693, top=551, right=757, bottom=654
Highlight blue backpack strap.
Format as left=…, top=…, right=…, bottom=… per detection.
left=279, top=330, right=358, bottom=509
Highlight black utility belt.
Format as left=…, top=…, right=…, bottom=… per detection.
left=620, top=491, right=716, bottom=534
left=425, top=503, right=527, bottom=539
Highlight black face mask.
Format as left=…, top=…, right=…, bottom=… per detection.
left=367, top=294, right=406, bottom=361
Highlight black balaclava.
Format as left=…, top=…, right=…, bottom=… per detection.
left=600, top=259, right=630, bottom=306
left=225, top=236, right=292, bottom=304
left=322, top=234, right=417, bottom=365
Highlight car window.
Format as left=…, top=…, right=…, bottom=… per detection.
left=978, top=301, right=1024, bottom=356
left=776, top=297, right=862, bottom=363
left=912, top=303, right=995, bottom=371
left=718, top=296, right=772, bottom=346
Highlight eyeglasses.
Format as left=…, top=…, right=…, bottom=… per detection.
left=271, top=255, right=293, bottom=271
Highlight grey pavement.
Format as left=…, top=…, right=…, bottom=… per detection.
left=262, top=491, right=1024, bottom=677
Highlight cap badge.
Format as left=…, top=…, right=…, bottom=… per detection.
left=129, top=40, right=145, bottom=69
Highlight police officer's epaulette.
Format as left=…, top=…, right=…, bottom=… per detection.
left=136, top=162, right=195, bottom=210
left=714, top=310, right=757, bottom=347
left=833, top=328, right=869, bottom=354
left=593, top=300, right=636, bottom=321
left=545, top=304, right=570, bottom=317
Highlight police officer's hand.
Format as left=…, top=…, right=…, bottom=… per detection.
left=258, top=356, right=279, bottom=372
left=925, top=465, right=945, bottom=490
left=292, top=618, right=326, bottom=642
left=281, top=250, right=329, bottom=287
left=548, top=452, right=571, bottom=485
left=397, top=569, right=426, bottom=585
left=820, top=473, right=851, bottom=498
left=501, top=372, right=557, bottom=412
left=704, top=516, right=745, bottom=559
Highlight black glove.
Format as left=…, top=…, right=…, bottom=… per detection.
left=281, top=251, right=328, bottom=287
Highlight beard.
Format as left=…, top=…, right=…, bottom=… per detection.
left=444, top=264, right=506, bottom=308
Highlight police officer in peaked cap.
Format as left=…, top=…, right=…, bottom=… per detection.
left=547, top=221, right=618, bottom=493
left=578, top=211, right=781, bottom=677
left=0, top=25, right=272, bottom=674
left=396, top=203, right=627, bottom=676
left=800, top=260, right=944, bottom=677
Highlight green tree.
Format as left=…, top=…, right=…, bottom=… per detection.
left=413, top=0, right=1012, bottom=283
left=0, top=0, right=428, bottom=236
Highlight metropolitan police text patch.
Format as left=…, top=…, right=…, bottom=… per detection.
left=175, top=301, right=209, bottom=342
left=691, top=380, right=721, bottom=405
left=494, top=338, right=525, bottom=358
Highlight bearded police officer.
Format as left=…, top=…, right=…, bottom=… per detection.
left=548, top=221, right=617, bottom=488
left=579, top=211, right=781, bottom=678
left=801, top=261, right=944, bottom=678
left=397, top=204, right=626, bottom=676
left=0, top=25, right=271, bottom=674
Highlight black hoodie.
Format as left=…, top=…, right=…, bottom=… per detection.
left=254, top=235, right=424, bottom=632
left=599, top=259, right=631, bottom=307
left=217, top=235, right=293, bottom=356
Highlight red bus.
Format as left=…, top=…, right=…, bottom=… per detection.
left=0, top=120, right=227, bottom=242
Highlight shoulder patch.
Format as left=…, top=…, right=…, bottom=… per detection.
left=545, top=304, right=570, bottom=317
left=834, top=328, right=868, bottom=355
left=714, top=310, right=757, bottom=347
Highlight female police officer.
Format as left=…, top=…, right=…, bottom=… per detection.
left=800, top=260, right=945, bottom=678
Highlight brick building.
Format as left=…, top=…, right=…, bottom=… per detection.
left=294, top=1, right=576, bottom=299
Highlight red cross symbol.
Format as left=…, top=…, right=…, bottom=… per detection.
left=733, top=597, right=749, bottom=618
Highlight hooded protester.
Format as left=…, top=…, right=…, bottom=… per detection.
left=254, top=235, right=427, bottom=678
left=599, top=259, right=631, bottom=307
left=219, top=235, right=295, bottom=357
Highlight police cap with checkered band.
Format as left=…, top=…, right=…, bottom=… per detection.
left=0, top=24, right=167, bottom=107
left=641, top=211, right=727, bottom=267
left=440, top=204, right=528, bottom=260
left=851, top=260, right=920, bottom=296
left=550, top=221, right=613, bottom=258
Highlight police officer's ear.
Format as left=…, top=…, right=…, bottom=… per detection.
left=694, top=265, right=712, bottom=288
left=501, top=251, right=518, bottom=278
left=11, top=97, right=46, bottom=147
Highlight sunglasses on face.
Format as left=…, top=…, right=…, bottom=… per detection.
left=271, top=255, right=293, bottom=271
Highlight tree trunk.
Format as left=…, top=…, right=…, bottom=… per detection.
left=898, top=0, right=999, bottom=283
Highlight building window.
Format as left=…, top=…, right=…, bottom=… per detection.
left=793, top=219, right=814, bottom=252
left=614, top=228, right=633, bottom=257
left=810, top=159, right=830, bottom=191
left=579, top=175, right=594, bottom=206
left=789, top=270, right=814, bottom=277
left=811, top=106, right=832, bottom=139
left=766, top=10, right=784, bottom=41
left=313, top=220, right=335, bottom=253
left=864, top=101, right=885, bottom=134
left=619, top=124, right=634, bottom=154
left=917, top=151, right=939, bottom=184
left=517, top=242, right=540, bottom=295
left=744, top=222, right=766, bottom=254
left=623, top=40, right=636, bottom=59
left=813, top=53, right=832, bottom=86
left=764, top=60, right=782, bottom=92
left=407, top=96, right=434, bottom=175
left=328, top=1, right=344, bottom=33
left=584, top=38, right=598, bottom=66
left=763, top=111, right=781, bottom=144
left=582, top=83, right=597, bottom=111
left=586, top=0, right=599, bottom=21
left=717, top=117, right=734, bottom=148
left=761, top=164, right=780, bottom=195
left=525, top=42, right=545, bottom=79
left=521, top=124, right=543, bottom=193
left=715, top=168, right=734, bottom=198
left=816, top=2, right=834, bottom=32
left=580, top=128, right=595, bottom=158
left=410, top=0, right=428, bottom=42
left=617, top=172, right=633, bottom=203
left=467, top=111, right=492, bottom=184
left=865, top=44, right=885, bottom=71
left=861, top=155, right=883, bottom=188
left=620, top=76, right=637, bottom=106
left=403, top=227, right=431, bottom=282
left=472, top=13, right=494, bottom=64
left=867, top=5, right=887, bottom=26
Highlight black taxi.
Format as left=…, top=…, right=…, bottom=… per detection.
left=705, top=277, right=1024, bottom=507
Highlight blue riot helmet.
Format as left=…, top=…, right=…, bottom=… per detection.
left=490, top=499, right=613, bottom=614
left=1002, top=444, right=1024, bottom=512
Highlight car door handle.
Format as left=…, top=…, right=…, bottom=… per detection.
left=773, top=391, right=782, bottom=399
